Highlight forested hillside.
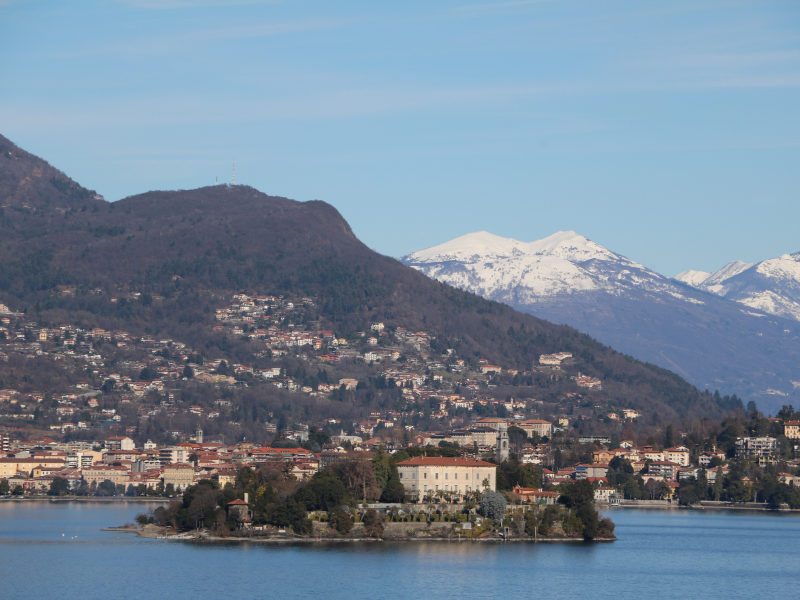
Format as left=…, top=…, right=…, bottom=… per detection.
left=0, top=133, right=741, bottom=428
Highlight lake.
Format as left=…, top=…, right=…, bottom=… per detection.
left=1, top=502, right=798, bottom=600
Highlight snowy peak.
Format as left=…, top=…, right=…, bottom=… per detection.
left=401, top=229, right=696, bottom=304
left=405, top=231, right=530, bottom=264
left=675, top=253, right=800, bottom=321
left=704, top=261, right=754, bottom=287
left=674, top=269, right=712, bottom=287
left=755, top=253, right=800, bottom=282
left=404, top=230, right=636, bottom=267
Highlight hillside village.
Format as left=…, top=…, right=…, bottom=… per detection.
left=3, top=290, right=800, bottom=513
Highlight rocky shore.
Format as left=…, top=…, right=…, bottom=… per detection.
left=110, top=521, right=615, bottom=543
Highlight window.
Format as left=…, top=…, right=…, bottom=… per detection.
left=399, top=472, right=403, bottom=479
left=412, top=484, right=416, bottom=491
left=445, top=473, right=448, bottom=480
left=436, top=485, right=439, bottom=491
left=435, top=473, right=439, bottom=480
left=466, top=473, right=469, bottom=479
left=424, top=485, right=427, bottom=492
left=424, top=472, right=427, bottom=479
left=454, top=473, right=458, bottom=479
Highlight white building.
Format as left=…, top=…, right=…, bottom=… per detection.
left=396, top=456, right=496, bottom=499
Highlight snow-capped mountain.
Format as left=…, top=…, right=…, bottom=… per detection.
left=402, top=231, right=800, bottom=414
left=403, top=230, right=704, bottom=307
left=675, top=253, right=800, bottom=321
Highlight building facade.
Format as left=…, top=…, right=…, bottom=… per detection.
left=396, top=456, right=496, bottom=499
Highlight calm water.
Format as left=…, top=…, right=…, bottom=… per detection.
left=1, top=502, right=799, bottom=600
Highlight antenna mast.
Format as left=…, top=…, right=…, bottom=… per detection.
left=232, top=159, right=235, bottom=186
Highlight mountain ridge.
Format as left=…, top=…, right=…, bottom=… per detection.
left=0, top=132, right=740, bottom=426
left=675, top=253, right=800, bottom=322
left=403, top=230, right=800, bottom=414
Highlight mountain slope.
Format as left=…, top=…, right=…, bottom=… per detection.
left=403, top=231, right=800, bottom=414
left=676, top=254, right=800, bottom=322
left=0, top=132, right=740, bottom=424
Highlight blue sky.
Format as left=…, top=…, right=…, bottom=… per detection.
left=1, top=0, right=798, bottom=276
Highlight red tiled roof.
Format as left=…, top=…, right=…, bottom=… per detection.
left=396, top=457, right=495, bottom=467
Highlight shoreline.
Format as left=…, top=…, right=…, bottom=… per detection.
left=603, top=502, right=800, bottom=512
left=106, top=524, right=615, bottom=543
left=0, top=497, right=170, bottom=503
left=134, top=533, right=616, bottom=544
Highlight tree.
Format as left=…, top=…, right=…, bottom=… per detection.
left=362, top=509, right=384, bottom=538
left=139, top=367, right=159, bottom=381
left=328, top=507, right=353, bottom=534
left=97, top=480, right=117, bottom=496
left=329, top=457, right=380, bottom=502
left=664, top=424, right=675, bottom=448
left=645, top=478, right=663, bottom=500
left=293, top=471, right=346, bottom=511
left=479, top=490, right=507, bottom=524
left=0, top=480, right=9, bottom=495
left=576, top=502, right=599, bottom=540
left=713, top=466, right=724, bottom=501
left=48, top=477, right=71, bottom=496
left=507, top=426, right=528, bottom=448
left=182, top=365, right=194, bottom=379
left=559, top=480, right=595, bottom=508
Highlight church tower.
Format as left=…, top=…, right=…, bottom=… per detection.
left=496, top=423, right=509, bottom=462
left=196, top=427, right=203, bottom=445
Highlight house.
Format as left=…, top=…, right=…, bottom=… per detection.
left=480, top=365, right=502, bottom=375
left=664, top=447, right=691, bottom=467
left=397, top=456, right=497, bottom=499
left=592, top=450, right=614, bottom=464
left=784, top=421, right=800, bottom=440
left=162, top=463, right=195, bottom=492
left=227, top=497, right=252, bottom=528
left=338, top=378, right=359, bottom=390
left=212, top=468, right=238, bottom=488
left=0, top=457, right=67, bottom=478
left=511, top=485, right=559, bottom=505
left=475, top=418, right=507, bottom=431
left=517, top=419, right=553, bottom=439
left=594, top=487, right=614, bottom=502
left=574, top=464, right=609, bottom=479
left=735, top=437, right=777, bottom=459
left=330, top=431, right=363, bottom=446
left=647, top=461, right=681, bottom=481
left=539, top=352, right=571, bottom=366
left=159, top=446, right=191, bottom=466
left=82, top=465, right=130, bottom=486
left=105, top=436, right=135, bottom=451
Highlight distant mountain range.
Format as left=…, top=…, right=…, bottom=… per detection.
left=402, top=231, right=800, bottom=414
left=676, top=254, right=800, bottom=322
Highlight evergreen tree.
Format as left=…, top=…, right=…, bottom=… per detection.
left=713, top=466, right=724, bottom=501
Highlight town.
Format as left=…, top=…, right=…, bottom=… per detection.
left=2, top=293, right=800, bottom=539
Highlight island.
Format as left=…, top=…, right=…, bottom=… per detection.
left=123, top=449, right=615, bottom=542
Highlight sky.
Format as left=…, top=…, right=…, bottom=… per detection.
left=1, top=0, right=798, bottom=276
